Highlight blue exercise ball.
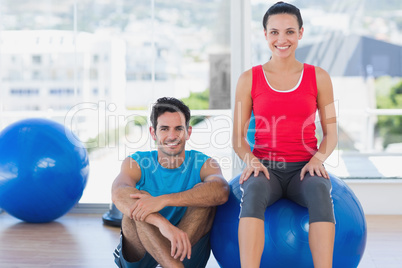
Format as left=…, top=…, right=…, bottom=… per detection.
left=211, top=173, right=367, bottom=268
left=0, top=118, right=89, bottom=223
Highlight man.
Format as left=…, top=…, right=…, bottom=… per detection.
left=112, top=97, right=229, bottom=268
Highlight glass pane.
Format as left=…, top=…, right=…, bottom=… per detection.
left=123, top=0, right=231, bottom=110
left=0, top=0, right=231, bottom=204
left=1, top=0, right=74, bottom=30
left=249, top=1, right=402, bottom=180
left=74, top=0, right=231, bottom=203
left=0, top=0, right=75, bottom=112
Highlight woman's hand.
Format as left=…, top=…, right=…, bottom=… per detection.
left=300, top=157, right=329, bottom=180
left=239, top=159, right=269, bottom=184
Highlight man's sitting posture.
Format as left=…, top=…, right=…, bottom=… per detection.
left=112, top=97, right=229, bottom=268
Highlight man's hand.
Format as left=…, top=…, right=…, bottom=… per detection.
left=158, top=222, right=192, bottom=261
left=130, top=193, right=167, bottom=221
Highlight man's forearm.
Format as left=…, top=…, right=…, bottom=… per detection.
left=112, top=185, right=142, bottom=217
left=120, top=192, right=171, bottom=230
left=163, top=177, right=229, bottom=208
left=142, top=212, right=171, bottom=229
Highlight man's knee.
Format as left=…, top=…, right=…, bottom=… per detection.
left=122, top=215, right=137, bottom=234
left=190, top=205, right=216, bottom=216
left=179, top=206, right=215, bottom=245
left=182, top=206, right=216, bottom=228
left=120, top=216, right=148, bottom=263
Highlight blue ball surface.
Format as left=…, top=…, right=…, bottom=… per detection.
left=0, top=118, right=89, bottom=223
left=211, top=173, right=367, bottom=268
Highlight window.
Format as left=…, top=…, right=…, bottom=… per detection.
left=49, top=88, right=74, bottom=96
left=0, top=0, right=231, bottom=204
left=249, top=0, right=402, bottom=177
left=90, top=69, right=98, bottom=80
left=10, top=88, right=39, bottom=96
left=32, top=55, right=42, bottom=64
left=93, top=54, right=99, bottom=64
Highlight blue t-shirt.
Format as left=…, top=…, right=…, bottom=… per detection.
left=130, top=150, right=210, bottom=226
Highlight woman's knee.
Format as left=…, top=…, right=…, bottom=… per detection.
left=302, top=175, right=332, bottom=198
left=242, top=173, right=271, bottom=193
left=301, top=176, right=335, bottom=223
left=239, top=174, right=280, bottom=220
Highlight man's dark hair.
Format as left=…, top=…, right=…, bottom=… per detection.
left=150, top=97, right=191, bottom=130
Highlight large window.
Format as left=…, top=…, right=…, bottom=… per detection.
left=0, top=0, right=231, bottom=204
left=249, top=0, right=402, bottom=178
left=1, top=0, right=401, bottom=206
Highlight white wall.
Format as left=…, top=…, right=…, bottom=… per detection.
left=345, top=179, right=402, bottom=215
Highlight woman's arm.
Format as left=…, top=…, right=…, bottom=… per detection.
left=301, top=66, right=338, bottom=180
left=232, top=69, right=270, bottom=183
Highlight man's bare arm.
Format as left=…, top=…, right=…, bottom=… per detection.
left=130, top=158, right=229, bottom=221
left=111, top=157, right=143, bottom=218
left=111, top=157, right=191, bottom=260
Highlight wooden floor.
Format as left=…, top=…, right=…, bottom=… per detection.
left=0, top=212, right=401, bottom=268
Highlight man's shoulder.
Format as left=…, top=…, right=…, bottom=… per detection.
left=185, top=150, right=211, bottom=170
left=186, top=150, right=210, bottom=159
left=128, top=151, right=156, bottom=161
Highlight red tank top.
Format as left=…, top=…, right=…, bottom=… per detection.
left=251, top=63, right=318, bottom=162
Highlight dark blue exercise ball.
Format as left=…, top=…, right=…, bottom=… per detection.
left=0, top=118, right=89, bottom=223
left=211, top=173, right=367, bottom=268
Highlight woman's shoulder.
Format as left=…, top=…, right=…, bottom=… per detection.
left=305, top=64, right=329, bottom=78
left=308, top=65, right=333, bottom=95
left=237, top=68, right=253, bottom=87
left=302, top=63, right=331, bottom=83
left=312, top=65, right=331, bottom=84
left=239, top=65, right=263, bottom=81
left=240, top=67, right=254, bottom=78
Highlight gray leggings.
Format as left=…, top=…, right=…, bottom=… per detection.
left=239, top=161, right=335, bottom=224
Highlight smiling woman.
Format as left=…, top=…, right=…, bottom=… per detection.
left=232, top=2, right=338, bottom=267
left=264, top=12, right=303, bottom=62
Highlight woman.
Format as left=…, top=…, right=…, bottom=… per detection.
left=232, top=2, right=337, bottom=268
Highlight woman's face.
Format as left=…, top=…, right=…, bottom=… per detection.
left=264, top=13, right=303, bottom=58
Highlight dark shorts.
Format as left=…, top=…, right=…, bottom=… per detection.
left=114, top=232, right=211, bottom=268
left=239, top=161, right=335, bottom=223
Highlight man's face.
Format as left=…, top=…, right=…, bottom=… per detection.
left=150, top=111, right=192, bottom=158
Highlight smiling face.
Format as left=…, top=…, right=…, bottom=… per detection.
left=150, top=111, right=192, bottom=160
left=264, top=13, right=303, bottom=59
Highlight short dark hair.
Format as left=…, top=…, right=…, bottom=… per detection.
left=150, top=97, right=191, bottom=130
left=262, top=1, right=303, bottom=30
